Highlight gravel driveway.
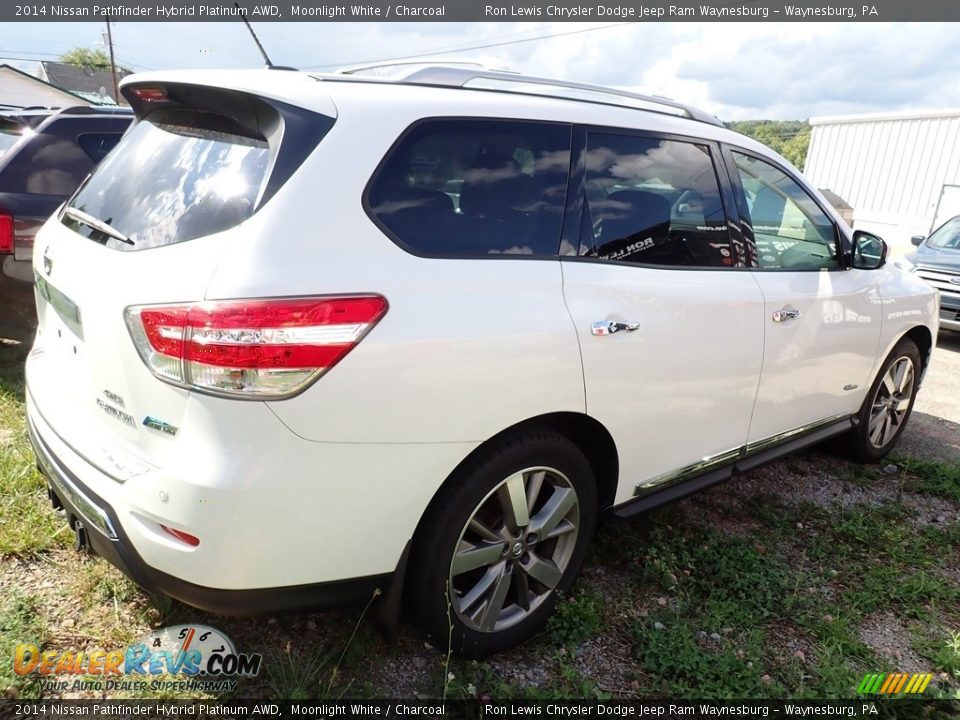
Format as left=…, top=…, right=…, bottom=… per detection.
left=899, top=330, right=960, bottom=464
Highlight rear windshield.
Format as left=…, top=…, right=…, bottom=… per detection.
left=64, top=109, right=271, bottom=250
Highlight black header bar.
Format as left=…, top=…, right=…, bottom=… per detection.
left=5, top=0, right=960, bottom=22
left=3, top=698, right=958, bottom=719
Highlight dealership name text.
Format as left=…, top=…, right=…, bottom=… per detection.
left=483, top=4, right=877, bottom=18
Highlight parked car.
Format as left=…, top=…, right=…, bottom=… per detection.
left=26, top=67, right=939, bottom=658
left=0, top=105, right=133, bottom=281
left=906, top=216, right=960, bottom=332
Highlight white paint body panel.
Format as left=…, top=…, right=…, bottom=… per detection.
left=746, top=269, right=884, bottom=443
left=24, top=70, right=939, bottom=595
left=560, top=263, right=764, bottom=505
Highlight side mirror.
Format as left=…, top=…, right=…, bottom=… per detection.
left=851, top=230, right=887, bottom=270
left=910, top=235, right=925, bottom=247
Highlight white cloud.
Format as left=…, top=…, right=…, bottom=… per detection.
left=11, top=21, right=960, bottom=120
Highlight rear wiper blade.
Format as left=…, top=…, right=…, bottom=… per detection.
left=63, top=206, right=134, bottom=246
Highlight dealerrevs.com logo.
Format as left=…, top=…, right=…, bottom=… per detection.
left=14, top=625, right=261, bottom=693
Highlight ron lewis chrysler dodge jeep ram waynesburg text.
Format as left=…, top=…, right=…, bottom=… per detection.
left=26, top=65, right=938, bottom=657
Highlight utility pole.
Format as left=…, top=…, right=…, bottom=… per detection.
left=105, top=19, right=119, bottom=103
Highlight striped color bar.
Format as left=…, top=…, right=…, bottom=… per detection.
left=857, top=672, right=933, bottom=694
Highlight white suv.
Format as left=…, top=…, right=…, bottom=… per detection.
left=26, top=66, right=938, bottom=658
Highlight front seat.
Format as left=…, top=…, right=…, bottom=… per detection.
left=595, top=190, right=682, bottom=265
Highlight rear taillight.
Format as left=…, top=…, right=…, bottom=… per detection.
left=0, top=212, right=13, bottom=255
left=124, top=296, right=388, bottom=398
left=129, top=86, right=168, bottom=102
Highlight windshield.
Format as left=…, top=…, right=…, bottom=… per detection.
left=64, top=109, right=270, bottom=250
left=926, top=216, right=960, bottom=250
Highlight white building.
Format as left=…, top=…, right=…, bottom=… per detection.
left=0, top=64, right=89, bottom=108
left=804, top=108, right=960, bottom=250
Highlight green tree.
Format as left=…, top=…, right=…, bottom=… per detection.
left=780, top=124, right=811, bottom=169
left=58, top=47, right=111, bottom=70
left=725, top=120, right=812, bottom=170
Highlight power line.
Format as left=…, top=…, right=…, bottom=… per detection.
left=0, top=49, right=153, bottom=71
left=303, top=22, right=631, bottom=70
left=0, top=50, right=62, bottom=59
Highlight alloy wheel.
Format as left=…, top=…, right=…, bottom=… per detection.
left=448, top=466, right=580, bottom=633
left=868, top=355, right=915, bottom=449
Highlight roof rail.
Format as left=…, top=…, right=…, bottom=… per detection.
left=326, top=64, right=721, bottom=126
left=337, top=60, right=507, bottom=77
left=58, top=105, right=133, bottom=115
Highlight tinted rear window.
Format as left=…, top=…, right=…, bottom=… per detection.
left=64, top=109, right=271, bottom=250
left=77, top=132, right=123, bottom=163
left=367, top=119, right=571, bottom=257
left=0, top=132, right=93, bottom=195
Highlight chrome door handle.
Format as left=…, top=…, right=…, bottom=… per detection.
left=772, top=309, right=801, bottom=323
left=591, top=321, right=640, bottom=336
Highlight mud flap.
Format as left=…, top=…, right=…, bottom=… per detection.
left=370, top=541, right=411, bottom=641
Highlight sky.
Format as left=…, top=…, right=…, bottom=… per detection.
left=2, top=21, right=959, bottom=121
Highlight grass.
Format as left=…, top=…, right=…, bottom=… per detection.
left=0, top=590, right=49, bottom=697
left=0, top=340, right=69, bottom=557
left=890, top=455, right=960, bottom=504
left=264, top=644, right=336, bottom=700
left=1, top=329, right=959, bottom=701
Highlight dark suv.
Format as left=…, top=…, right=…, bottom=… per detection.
left=0, top=105, right=132, bottom=280
left=908, top=215, right=960, bottom=332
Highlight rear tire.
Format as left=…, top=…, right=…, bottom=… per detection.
left=844, top=337, right=921, bottom=463
left=407, top=430, right=597, bottom=659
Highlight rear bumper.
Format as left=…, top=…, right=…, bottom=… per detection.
left=2, top=255, right=34, bottom=283
left=27, top=409, right=391, bottom=616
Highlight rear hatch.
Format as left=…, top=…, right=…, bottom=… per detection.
left=28, top=77, right=335, bottom=478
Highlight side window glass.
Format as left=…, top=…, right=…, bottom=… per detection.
left=367, top=120, right=571, bottom=257
left=732, top=151, right=838, bottom=269
left=77, top=133, right=123, bottom=163
left=584, top=133, right=733, bottom=267
left=927, top=216, right=960, bottom=249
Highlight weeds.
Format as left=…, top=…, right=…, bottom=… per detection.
left=265, top=643, right=336, bottom=700
left=0, top=590, right=49, bottom=696
left=546, top=590, right=604, bottom=649
left=891, top=455, right=960, bottom=503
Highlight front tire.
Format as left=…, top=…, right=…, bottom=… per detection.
left=845, top=337, right=921, bottom=462
left=407, top=430, right=597, bottom=659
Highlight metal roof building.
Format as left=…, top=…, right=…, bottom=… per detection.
left=0, top=64, right=91, bottom=108
left=804, top=108, right=960, bottom=249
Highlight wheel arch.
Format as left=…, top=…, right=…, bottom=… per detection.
left=870, top=324, right=934, bottom=390
left=408, top=412, right=619, bottom=551
left=903, top=325, right=934, bottom=375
